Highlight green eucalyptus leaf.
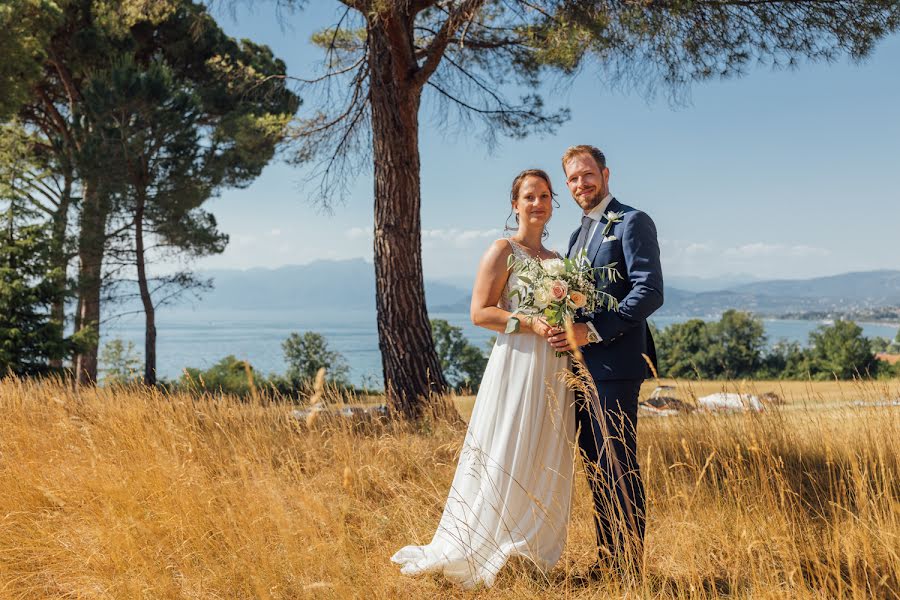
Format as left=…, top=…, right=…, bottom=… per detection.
left=505, top=317, right=520, bottom=334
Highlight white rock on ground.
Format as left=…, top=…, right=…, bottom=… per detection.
left=697, top=393, right=763, bottom=412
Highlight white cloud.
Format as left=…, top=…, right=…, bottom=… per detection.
left=345, top=226, right=371, bottom=240
left=269, top=228, right=282, bottom=237
left=346, top=226, right=500, bottom=249
left=660, top=238, right=715, bottom=256
left=657, top=238, right=837, bottom=280
left=422, top=228, right=501, bottom=248
left=684, top=242, right=713, bottom=255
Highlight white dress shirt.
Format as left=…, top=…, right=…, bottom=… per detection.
left=581, top=193, right=614, bottom=251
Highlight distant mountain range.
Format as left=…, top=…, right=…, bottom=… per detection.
left=430, top=269, right=900, bottom=317
left=186, top=261, right=900, bottom=319
left=665, top=274, right=761, bottom=293
left=195, top=259, right=467, bottom=311
left=663, top=270, right=900, bottom=317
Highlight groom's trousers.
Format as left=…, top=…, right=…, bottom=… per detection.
left=574, top=378, right=646, bottom=569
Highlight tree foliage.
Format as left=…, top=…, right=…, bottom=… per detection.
left=870, top=332, right=900, bottom=354
left=709, top=309, right=767, bottom=378
left=180, top=354, right=259, bottom=397
left=656, top=313, right=883, bottom=380
left=430, top=319, right=489, bottom=391
left=656, top=318, right=716, bottom=379
left=280, top=0, right=900, bottom=201
left=4, top=0, right=298, bottom=383
left=98, top=338, right=141, bottom=385
left=807, top=320, right=877, bottom=380
left=282, top=331, right=350, bottom=386
left=0, top=204, right=69, bottom=376
left=0, top=0, right=62, bottom=120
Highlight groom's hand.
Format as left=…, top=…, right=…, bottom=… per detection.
left=547, top=323, right=589, bottom=352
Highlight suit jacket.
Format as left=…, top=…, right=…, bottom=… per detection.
left=567, top=197, right=664, bottom=381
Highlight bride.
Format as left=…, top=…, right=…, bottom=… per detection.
left=391, top=169, right=576, bottom=588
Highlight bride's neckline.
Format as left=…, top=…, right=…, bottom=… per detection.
left=508, top=238, right=556, bottom=260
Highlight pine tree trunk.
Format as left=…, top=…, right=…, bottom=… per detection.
left=134, top=187, right=156, bottom=386
left=74, top=181, right=106, bottom=385
left=368, top=22, right=450, bottom=419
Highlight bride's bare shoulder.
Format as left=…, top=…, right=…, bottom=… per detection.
left=473, top=239, right=512, bottom=272
left=483, top=238, right=513, bottom=258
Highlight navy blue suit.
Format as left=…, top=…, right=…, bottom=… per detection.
left=566, top=197, right=664, bottom=568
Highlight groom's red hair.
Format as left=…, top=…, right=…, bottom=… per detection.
left=561, top=145, right=607, bottom=172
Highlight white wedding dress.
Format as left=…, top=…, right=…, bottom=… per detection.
left=391, top=239, right=577, bottom=588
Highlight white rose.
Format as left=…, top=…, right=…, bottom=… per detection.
left=541, top=258, right=566, bottom=277
left=533, top=286, right=553, bottom=309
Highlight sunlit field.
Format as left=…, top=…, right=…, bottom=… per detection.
left=1, top=377, right=898, bottom=599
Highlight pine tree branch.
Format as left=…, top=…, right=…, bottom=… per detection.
left=412, top=0, right=486, bottom=89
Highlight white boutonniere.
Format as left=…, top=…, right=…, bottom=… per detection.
left=601, top=210, right=624, bottom=241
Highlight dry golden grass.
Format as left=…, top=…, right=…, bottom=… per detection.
left=453, top=379, right=900, bottom=420
left=1, top=376, right=898, bottom=599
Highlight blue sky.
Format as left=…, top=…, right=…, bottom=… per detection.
left=196, top=3, right=900, bottom=288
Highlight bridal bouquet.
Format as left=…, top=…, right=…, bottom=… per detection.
left=505, top=249, right=619, bottom=335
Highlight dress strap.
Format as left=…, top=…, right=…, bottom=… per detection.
left=506, top=238, right=530, bottom=260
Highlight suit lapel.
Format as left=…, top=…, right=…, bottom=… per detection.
left=588, top=197, right=621, bottom=265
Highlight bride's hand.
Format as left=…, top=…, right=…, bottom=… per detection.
left=527, top=316, right=553, bottom=338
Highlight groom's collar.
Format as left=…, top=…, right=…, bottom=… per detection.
left=584, top=193, right=614, bottom=221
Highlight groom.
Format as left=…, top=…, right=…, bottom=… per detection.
left=547, top=145, right=664, bottom=576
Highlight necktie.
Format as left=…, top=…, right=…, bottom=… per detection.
left=570, top=215, right=595, bottom=258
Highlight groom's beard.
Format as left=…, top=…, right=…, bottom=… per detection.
left=575, top=187, right=606, bottom=211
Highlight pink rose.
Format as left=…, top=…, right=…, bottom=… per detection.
left=569, top=290, right=587, bottom=309
left=549, top=280, right=568, bottom=302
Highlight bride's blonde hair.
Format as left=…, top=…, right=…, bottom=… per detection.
left=505, top=169, right=558, bottom=239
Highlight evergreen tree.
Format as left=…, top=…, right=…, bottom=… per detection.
left=99, top=339, right=141, bottom=385
left=0, top=202, right=68, bottom=375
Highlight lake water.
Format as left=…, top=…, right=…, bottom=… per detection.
left=102, top=309, right=899, bottom=386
